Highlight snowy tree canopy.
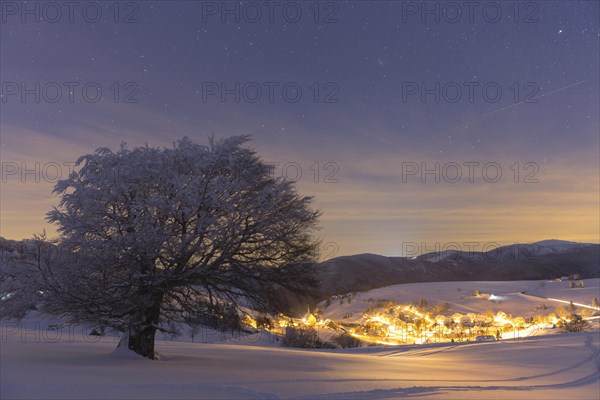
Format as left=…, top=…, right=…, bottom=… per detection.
left=12, top=136, right=321, bottom=358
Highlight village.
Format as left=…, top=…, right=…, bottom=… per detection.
left=244, top=295, right=597, bottom=347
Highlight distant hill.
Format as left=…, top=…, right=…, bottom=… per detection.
left=3, top=236, right=598, bottom=306
left=317, top=240, right=600, bottom=297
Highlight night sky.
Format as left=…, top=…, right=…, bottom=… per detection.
left=1, top=1, right=599, bottom=257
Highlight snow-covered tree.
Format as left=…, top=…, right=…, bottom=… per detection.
left=0, top=232, right=55, bottom=319
left=29, top=136, right=320, bottom=358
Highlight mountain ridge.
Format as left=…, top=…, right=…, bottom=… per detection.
left=317, top=240, right=599, bottom=297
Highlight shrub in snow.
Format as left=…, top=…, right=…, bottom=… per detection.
left=332, top=333, right=361, bottom=348
left=562, top=315, right=589, bottom=333
left=184, top=302, right=242, bottom=333
left=255, top=315, right=273, bottom=330
left=281, top=326, right=333, bottom=349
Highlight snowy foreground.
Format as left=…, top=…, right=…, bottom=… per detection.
left=1, top=329, right=599, bottom=399
left=2, top=279, right=599, bottom=399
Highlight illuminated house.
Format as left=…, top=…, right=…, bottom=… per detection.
left=303, top=307, right=317, bottom=326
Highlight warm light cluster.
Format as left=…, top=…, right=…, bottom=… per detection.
left=347, top=305, right=572, bottom=344
left=244, top=302, right=583, bottom=346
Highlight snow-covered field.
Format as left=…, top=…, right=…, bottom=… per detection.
left=2, top=328, right=599, bottom=399
left=2, top=279, right=599, bottom=399
left=320, top=279, right=600, bottom=321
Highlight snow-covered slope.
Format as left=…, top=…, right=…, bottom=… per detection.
left=319, top=279, right=600, bottom=322
left=2, top=326, right=598, bottom=399
left=490, top=240, right=594, bottom=257
left=2, top=279, right=599, bottom=399
left=533, top=239, right=591, bottom=251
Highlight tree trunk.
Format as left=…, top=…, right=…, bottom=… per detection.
left=127, top=294, right=162, bottom=359
left=128, top=324, right=157, bottom=359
